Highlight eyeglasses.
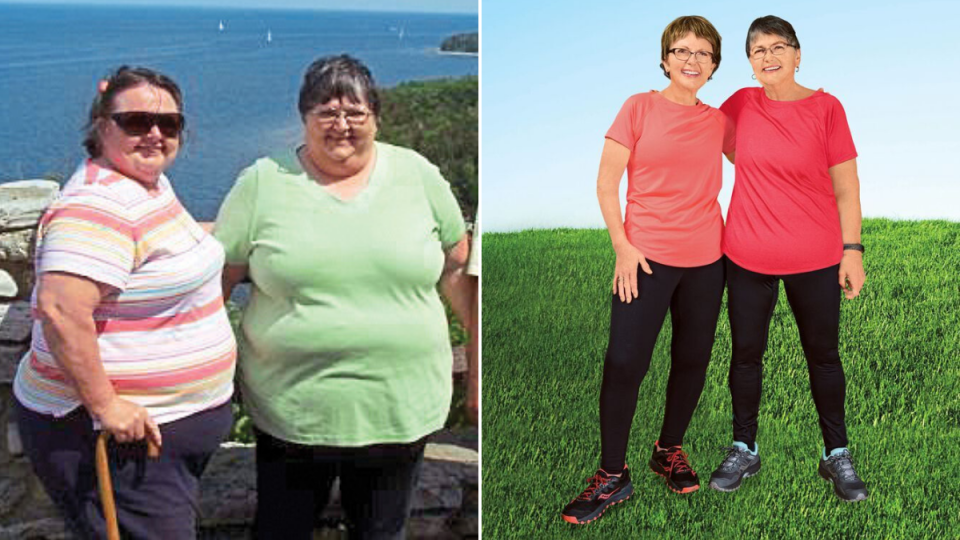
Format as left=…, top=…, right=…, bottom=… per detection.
left=110, top=112, right=185, bottom=138
left=310, top=107, right=371, bottom=126
left=669, top=48, right=715, bottom=64
left=750, top=44, right=795, bottom=60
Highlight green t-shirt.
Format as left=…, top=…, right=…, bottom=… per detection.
left=214, top=142, right=466, bottom=446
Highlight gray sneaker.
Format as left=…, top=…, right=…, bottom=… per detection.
left=818, top=448, right=868, bottom=502
left=709, top=443, right=761, bottom=492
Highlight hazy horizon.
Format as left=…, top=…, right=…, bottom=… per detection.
left=0, top=0, right=477, bottom=14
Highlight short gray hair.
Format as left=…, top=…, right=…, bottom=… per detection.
left=746, top=15, right=800, bottom=57
left=298, top=55, right=380, bottom=125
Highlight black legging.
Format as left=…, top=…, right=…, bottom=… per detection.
left=726, top=258, right=849, bottom=451
left=600, top=258, right=724, bottom=472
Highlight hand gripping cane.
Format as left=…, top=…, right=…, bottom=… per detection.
left=95, top=431, right=160, bottom=540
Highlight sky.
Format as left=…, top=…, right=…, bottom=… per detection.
left=0, top=0, right=477, bottom=13
left=482, top=0, right=960, bottom=231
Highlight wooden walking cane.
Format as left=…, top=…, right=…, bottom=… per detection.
left=95, top=431, right=160, bottom=540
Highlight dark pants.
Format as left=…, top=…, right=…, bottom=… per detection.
left=254, top=429, right=426, bottom=540
left=14, top=398, right=233, bottom=540
left=600, top=257, right=725, bottom=472
left=726, top=258, right=849, bottom=451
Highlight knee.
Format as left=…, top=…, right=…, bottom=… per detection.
left=806, top=347, right=842, bottom=369
left=730, top=345, right=764, bottom=368
left=603, top=349, right=650, bottom=382
left=730, top=328, right=768, bottom=363
left=669, top=346, right=713, bottom=373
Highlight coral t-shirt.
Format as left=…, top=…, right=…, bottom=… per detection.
left=720, top=87, right=858, bottom=274
left=606, top=91, right=734, bottom=267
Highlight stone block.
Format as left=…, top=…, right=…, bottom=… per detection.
left=425, top=443, right=478, bottom=465
left=0, top=344, right=29, bottom=384
left=452, top=346, right=467, bottom=374
left=0, top=517, right=69, bottom=540
left=0, top=229, right=36, bottom=263
left=7, top=423, right=22, bottom=457
left=0, top=475, right=28, bottom=515
left=0, top=263, right=34, bottom=301
left=198, top=443, right=257, bottom=527
left=0, top=271, right=15, bottom=299
left=0, top=181, right=59, bottom=230
left=0, top=301, right=32, bottom=343
left=0, top=457, right=58, bottom=526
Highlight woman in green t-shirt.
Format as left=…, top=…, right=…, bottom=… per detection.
left=214, top=54, right=472, bottom=539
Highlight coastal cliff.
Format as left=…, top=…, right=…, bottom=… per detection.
left=440, top=32, right=478, bottom=54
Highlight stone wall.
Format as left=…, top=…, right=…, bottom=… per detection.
left=0, top=181, right=478, bottom=539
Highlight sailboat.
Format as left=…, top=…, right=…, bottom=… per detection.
left=266, top=29, right=272, bottom=43
left=218, top=20, right=224, bottom=31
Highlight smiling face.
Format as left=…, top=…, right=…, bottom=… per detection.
left=303, top=95, right=377, bottom=174
left=749, top=33, right=800, bottom=87
left=96, top=84, right=180, bottom=186
left=662, top=32, right=717, bottom=93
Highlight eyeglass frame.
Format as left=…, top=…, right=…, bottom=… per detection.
left=749, top=43, right=797, bottom=60
left=667, top=48, right=716, bottom=64
left=308, top=106, right=372, bottom=126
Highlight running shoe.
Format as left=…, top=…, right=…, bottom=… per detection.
left=560, top=467, right=633, bottom=525
left=648, top=442, right=699, bottom=493
left=709, top=442, right=761, bottom=492
left=818, top=448, right=868, bottom=502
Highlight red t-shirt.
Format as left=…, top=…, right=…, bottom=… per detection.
left=720, top=87, right=858, bottom=274
left=606, top=91, right=734, bottom=267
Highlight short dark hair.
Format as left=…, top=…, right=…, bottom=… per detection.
left=659, top=15, right=723, bottom=80
left=298, top=54, right=380, bottom=125
left=83, top=66, right=184, bottom=158
left=746, top=16, right=801, bottom=57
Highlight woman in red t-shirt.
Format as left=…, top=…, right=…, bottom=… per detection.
left=706, top=16, right=868, bottom=503
left=561, top=16, right=735, bottom=525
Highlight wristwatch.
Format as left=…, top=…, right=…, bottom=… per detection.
left=842, top=243, right=865, bottom=253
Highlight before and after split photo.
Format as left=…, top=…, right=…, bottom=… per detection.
left=0, top=0, right=958, bottom=538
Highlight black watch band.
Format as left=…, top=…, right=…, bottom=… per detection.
left=843, top=243, right=865, bottom=253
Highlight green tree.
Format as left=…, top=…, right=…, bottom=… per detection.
left=378, top=76, right=478, bottom=221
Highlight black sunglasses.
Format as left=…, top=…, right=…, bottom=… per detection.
left=110, top=111, right=185, bottom=138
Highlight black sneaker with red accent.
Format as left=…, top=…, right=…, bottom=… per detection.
left=560, top=466, right=633, bottom=525
left=648, top=442, right=700, bottom=493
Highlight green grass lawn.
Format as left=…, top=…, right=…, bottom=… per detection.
left=482, top=219, right=959, bottom=538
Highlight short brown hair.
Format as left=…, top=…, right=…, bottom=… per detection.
left=659, top=16, right=722, bottom=80
left=83, top=66, right=184, bottom=158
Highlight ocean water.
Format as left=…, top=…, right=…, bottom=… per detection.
left=0, top=4, right=477, bottom=220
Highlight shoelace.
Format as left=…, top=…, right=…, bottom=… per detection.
left=718, top=446, right=752, bottom=472
left=827, top=451, right=858, bottom=481
left=577, top=472, right=609, bottom=500
left=664, top=448, right=692, bottom=474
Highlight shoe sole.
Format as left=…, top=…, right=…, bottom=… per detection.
left=648, top=459, right=699, bottom=494
left=818, top=467, right=868, bottom=502
left=561, top=485, right=634, bottom=525
left=709, top=460, right=761, bottom=492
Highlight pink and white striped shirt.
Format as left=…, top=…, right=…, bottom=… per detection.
left=14, top=160, right=236, bottom=424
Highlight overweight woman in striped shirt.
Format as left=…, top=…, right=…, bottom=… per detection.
left=13, top=66, right=237, bottom=539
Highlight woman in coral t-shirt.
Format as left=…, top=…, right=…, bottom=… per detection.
left=561, top=16, right=735, bottom=525
left=706, top=16, right=869, bottom=503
